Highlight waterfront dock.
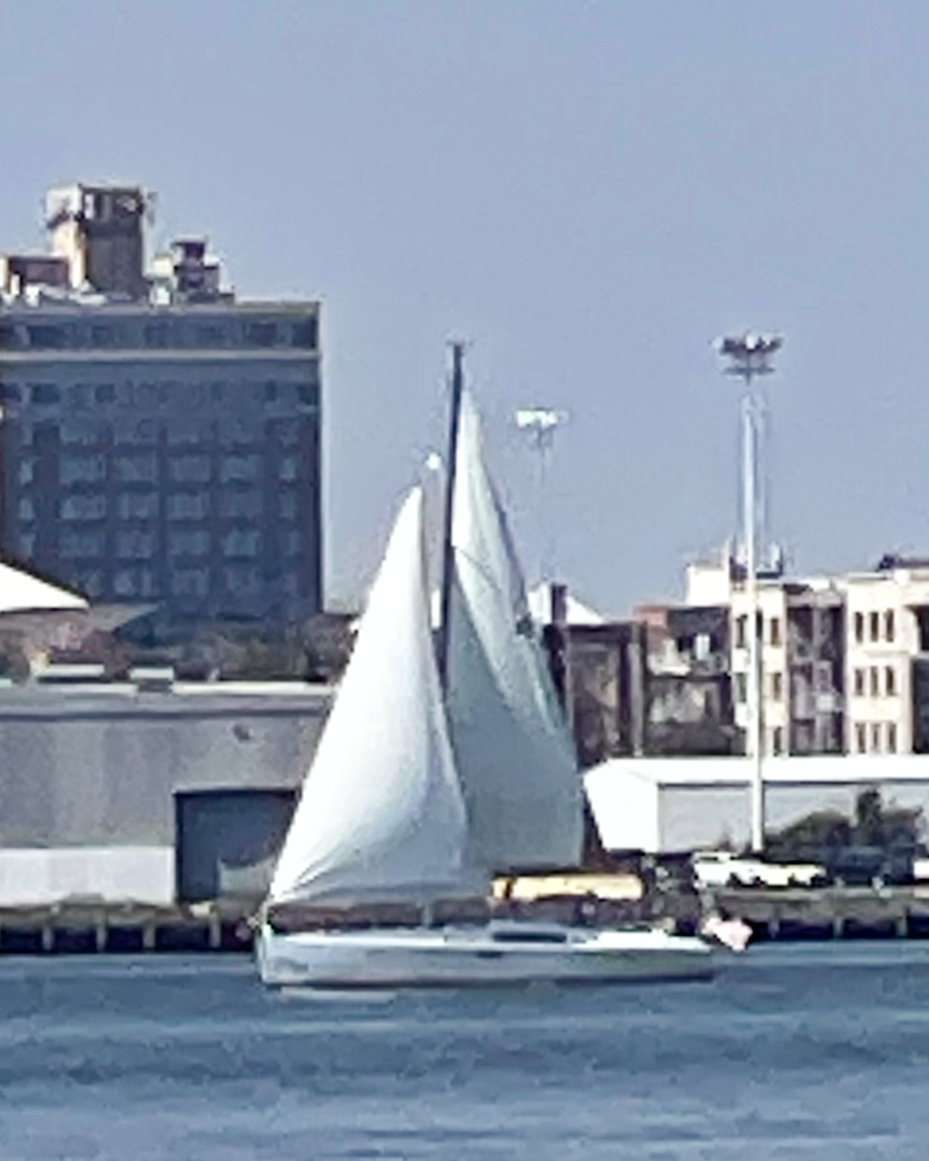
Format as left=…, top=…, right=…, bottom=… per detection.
left=6, top=883, right=929, bottom=955
left=706, top=884, right=929, bottom=941
left=0, top=900, right=256, bottom=955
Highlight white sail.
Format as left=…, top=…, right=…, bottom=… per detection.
left=445, top=392, right=584, bottom=872
left=270, top=488, right=474, bottom=908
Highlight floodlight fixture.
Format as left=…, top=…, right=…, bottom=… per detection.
left=715, top=333, right=783, bottom=383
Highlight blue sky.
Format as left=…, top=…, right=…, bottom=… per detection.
left=2, top=1, right=928, bottom=614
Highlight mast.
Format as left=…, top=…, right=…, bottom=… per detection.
left=436, top=340, right=465, bottom=690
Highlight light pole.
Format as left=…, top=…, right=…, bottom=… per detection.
left=714, top=333, right=782, bottom=854
left=515, top=407, right=568, bottom=587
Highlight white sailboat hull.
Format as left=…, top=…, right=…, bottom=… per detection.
left=257, top=922, right=713, bottom=988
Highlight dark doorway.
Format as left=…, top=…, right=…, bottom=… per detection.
left=175, top=789, right=296, bottom=903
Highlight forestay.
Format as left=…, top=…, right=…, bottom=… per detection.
left=445, top=392, right=584, bottom=873
left=269, top=488, right=474, bottom=907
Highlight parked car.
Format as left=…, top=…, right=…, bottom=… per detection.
left=827, top=846, right=913, bottom=888
left=692, top=850, right=827, bottom=889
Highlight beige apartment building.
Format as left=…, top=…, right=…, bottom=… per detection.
left=684, top=550, right=929, bottom=757
left=686, top=551, right=845, bottom=758
left=842, top=562, right=929, bottom=756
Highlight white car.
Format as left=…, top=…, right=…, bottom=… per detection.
left=692, top=850, right=826, bottom=889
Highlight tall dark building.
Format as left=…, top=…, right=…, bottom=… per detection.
left=0, top=184, right=321, bottom=630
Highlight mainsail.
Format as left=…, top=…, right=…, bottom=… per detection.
left=445, top=392, right=584, bottom=872
left=269, top=488, right=474, bottom=908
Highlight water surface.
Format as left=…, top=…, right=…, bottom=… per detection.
left=1, top=942, right=928, bottom=1159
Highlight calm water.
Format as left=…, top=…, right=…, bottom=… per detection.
left=2, top=943, right=929, bottom=1159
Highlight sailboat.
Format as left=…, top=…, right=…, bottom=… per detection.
left=258, top=354, right=712, bottom=987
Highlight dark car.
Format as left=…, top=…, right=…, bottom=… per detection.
left=828, top=846, right=914, bottom=888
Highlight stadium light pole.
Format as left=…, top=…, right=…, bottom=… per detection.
left=714, top=333, right=783, bottom=855
left=515, top=406, right=568, bottom=586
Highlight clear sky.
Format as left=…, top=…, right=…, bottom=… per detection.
left=1, top=1, right=928, bottom=615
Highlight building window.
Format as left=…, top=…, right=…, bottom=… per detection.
left=296, top=380, right=317, bottom=408
left=62, top=422, right=101, bottom=446
left=119, top=418, right=157, bottom=445
left=222, top=528, right=260, bottom=557
left=854, top=668, right=865, bottom=697
left=769, top=617, right=781, bottom=647
left=18, top=460, right=34, bottom=485
left=870, top=723, right=882, bottom=753
left=855, top=723, right=867, bottom=753
left=854, top=612, right=864, bottom=643
left=17, top=497, right=35, bottom=521
left=735, top=615, right=747, bottom=649
left=60, top=530, right=104, bottom=559
left=26, top=324, right=66, bottom=349
left=244, top=321, right=278, bottom=347
left=279, top=491, right=297, bottom=519
left=220, top=490, right=261, bottom=518
left=114, top=568, right=155, bottom=597
left=170, top=455, right=211, bottom=483
left=95, top=383, right=116, bottom=404
left=167, top=492, right=208, bottom=520
left=869, top=667, right=879, bottom=696
left=220, top=454, right=261, bottom=483
left=169, top=529, right=210, bottom=557
left=885, top=610, right=895, bottom=642
left=166, top=418, right=204, bottom=447
left=61, top=494, right=106, bottom=521
left=29, top=382, right=61, bottom=405
left=278, top=421, right=301, bottom=448
left=284, top=529, right=302, bottom=557
left=68, top=384, right=92, bottom=409
left=770, top=672, right=783, bottom=701
left=115, top=454, right=158, bottom=484
left=75, top=570, right=103, bottom=599
left=279, top=456, right=298, bottom=482
left=885, top=666, right=896, bottom=697
left=61, top=454, right=105, bottom=484
left=869, top=611, right=880, bottom=642
left=171, top=568, right=209, bottom=597
left=116, top=530, right=154, bottom=560
left=144, top=322, right=170, bottom=348
left=771, top=727, right=784, bottom=755
left=118, top=492, right=159, bottom=519
left=291, top=318, right=317, bottom=348
left=224, top=563, right=261, bottom=595
left=887, top=722, right=898, bottom=753
left=734, top=672, right=747, bottom=703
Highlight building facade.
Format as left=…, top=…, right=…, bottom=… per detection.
left=0, top=184, right=322, bottom=631
left=843, top=561, right=929, bottom=756
left=684, top=549, right=929, bottom=758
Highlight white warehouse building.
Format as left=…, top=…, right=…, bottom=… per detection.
left=584, top=756, right=929, bottom=854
